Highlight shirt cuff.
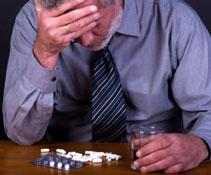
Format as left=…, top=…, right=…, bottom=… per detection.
left=201, top=139, right=211, bottom=163
left=24, top=54, right=58, bottom=92
left=189, top=131, right=211, bottom=162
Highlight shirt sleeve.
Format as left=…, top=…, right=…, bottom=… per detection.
left=2, top=1, right=58, bottom=145
left=170, top=4, right=211, bottom=161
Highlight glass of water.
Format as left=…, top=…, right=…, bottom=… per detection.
left=131, top=125, right=164, bottom=170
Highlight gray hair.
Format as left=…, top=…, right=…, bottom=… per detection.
left=101, top=0, right=116, bottom=7
left=39, top=0, right=116, bottom=9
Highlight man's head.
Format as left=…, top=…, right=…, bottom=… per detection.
left=77, top=0, right=122, bottom=50
left=39, top=0, right=116, bottom=9
left=39, top=0, right=123, bottom=50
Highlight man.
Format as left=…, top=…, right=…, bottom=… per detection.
left=3, top=0, right=211, bottom=173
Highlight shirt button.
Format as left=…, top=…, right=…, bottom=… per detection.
left=52, top=77, right=56, bottom=82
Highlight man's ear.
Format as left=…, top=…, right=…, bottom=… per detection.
left=34, top=0, right=44, bottom=18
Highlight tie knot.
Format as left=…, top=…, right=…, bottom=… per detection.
left=95, top=45, right=111, bottom=62
left=99, top=45, right=110, bottom=55
left=102, top=45, right=109, bottom=52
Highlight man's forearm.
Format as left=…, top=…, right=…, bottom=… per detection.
left=3, top=70, right=54, bottom=145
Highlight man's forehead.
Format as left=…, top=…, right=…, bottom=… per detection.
left=74, top=0, right=100, bottom=9
left=39, top=0, right=104, bottom=9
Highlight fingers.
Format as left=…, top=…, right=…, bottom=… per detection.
left=135, top=148, right=172, bottom=166
left=63, top=21, right=97, bottom=41
left=164, top=164, right=185, bottom=174
left=52, top=0, right=85, bottom=16
left=135, top=134, right=171, bottom=158
left=61, top=13, right=100, bottom=33
left=47, top=21, right=97, bottom=48
left=34, top=0, right=100, bottom=59
left=34, top=0, right=100, bottom=36
left=134, top=155, right=184, bottom=173
left=134, top=152, right=184, bottom=173
left=132, top=134, right=205, bottom=173
left=134, top=133, right=163, bottom=147
left=57, top=5, right=98, bottom=26
left=34, top=0, right=85, bottom=17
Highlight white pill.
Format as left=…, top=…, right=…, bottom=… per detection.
left=64, top=163, right=70, bottom=170
left=96, top=152, right=105, bottom=156
left=105, top=153, right=112, bottom=157
left=115, top=155, right=122, bottom=160
left=79, top=156, right=89, bottom=162
left=56, top=149, right=66, bottom=154
left=40, top=148, right=50, bottom=153
left=85, top=151, right=94, bottom=154
left=92, top=158, right=103, bottom=163
left=107, top=158, right=112, bottom=162
left=74, top=153, right=83, bottom=156
left=67, top=152, right=76, bottom=155
left=57, top=162, right=63, bottom=168
left=64, top=154, right=72, bottom=158
left=72, top=155, right=83, bottom=161
left=49, top=161, right=55, bottom=167
left=57, top=153, right=65, bottom=157
left=85, top=156, right=93, bottom=161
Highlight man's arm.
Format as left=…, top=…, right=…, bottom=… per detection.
left=33, top=0, right=100, bottom=69
left=3, top=0, right=99, bottom=145
left=132, top=2, right=211, bottom=173
left=3, top=1, right=56, bottom=145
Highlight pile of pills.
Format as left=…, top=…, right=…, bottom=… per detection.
left=40, top=148, right=122, bottom=163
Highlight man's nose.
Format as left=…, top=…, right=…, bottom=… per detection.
left=79, top=32, right=94, bottom=47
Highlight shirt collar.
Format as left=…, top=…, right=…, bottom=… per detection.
left=116, top=0, right=141, bottom=37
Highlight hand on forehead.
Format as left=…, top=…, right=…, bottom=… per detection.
left=73, top=0, right=100, bottom=10
left=37, top=0, right=113, bottom=9
left=35, top=0, right=98, bottom=17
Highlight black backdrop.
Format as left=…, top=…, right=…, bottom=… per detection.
left=0, top=0, right=210, bottom=139
left=0, top=0, right=28, bottom=139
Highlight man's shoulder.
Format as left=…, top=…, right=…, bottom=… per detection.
left=137, top=0, right=192, bottom=10
left=136, top=0, right=198, bottom=24
left=160, top=0, right=198, bottom=21
left=14, top=0, right=37, bottom=32
left=16, top=0, right=36, bottom=22
left=13, top=0, right=38, bottom=42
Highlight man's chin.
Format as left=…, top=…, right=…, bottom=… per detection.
left=87, top=37, right=112, bottom=51
left=87, top=44, right=105, bottom=51
left=87, top=41, right=107, bottom=51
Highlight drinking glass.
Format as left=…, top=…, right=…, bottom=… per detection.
left=131, top=125, right=164, bottom=170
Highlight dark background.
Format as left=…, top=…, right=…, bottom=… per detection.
left=0, top=0, right=211, bottom=140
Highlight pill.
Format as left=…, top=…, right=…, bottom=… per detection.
left=78, top=157, right=89, bottom=162
left=74, top=153, right=83, bottom=156
left=40, top=148, right=50, bottom=153
left=107, top=158, right=112, bottom=161
left=92, top=157, right=102, bottom=163
left=85, top=151, right=95, bottom=154
left=57, top=162, right=63, bottom=168
left=56, top=149, right=66, bottom=154
left=64, top=154, right=72, bottom=158
left=115, top=155, right=122, bottom=160
left=49, top=161, right=55, bottom=167
left=64, top=163, right=70, bottom=170
left=57, top=153, right=66, bottom=157
left=67, top=152, right=76, bottom=155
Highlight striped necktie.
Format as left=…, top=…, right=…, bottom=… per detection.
left=91, top=45, right=127, bottom=142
